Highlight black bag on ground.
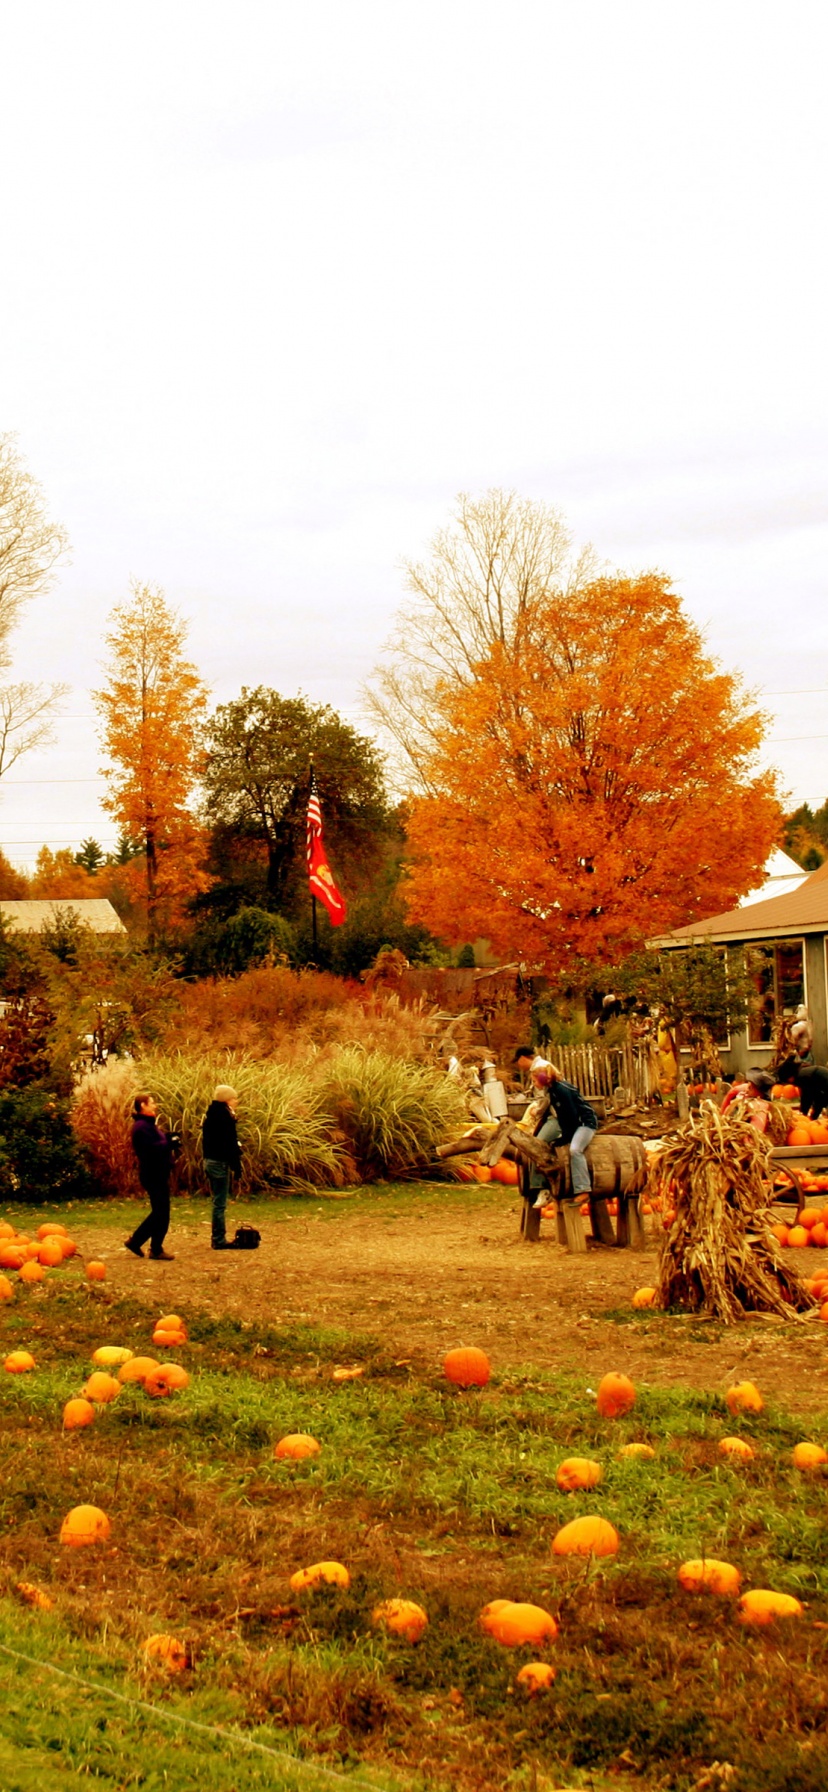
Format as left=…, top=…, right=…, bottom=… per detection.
left=231, top=1224, right=261, bottom=1250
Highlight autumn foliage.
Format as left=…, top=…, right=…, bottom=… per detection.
left=404, top=574, right=782, bottom=971
left=94, top=583, right=211, bottom=937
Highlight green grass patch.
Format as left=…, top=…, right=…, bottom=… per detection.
left=1, top=1283, right=827, bottom=1790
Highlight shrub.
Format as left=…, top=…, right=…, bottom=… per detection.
left=0, top=1087, right=95, bottom=1204
left=318, top=1046, right=468, bottom=1179
left=71, top=1060, right=141, bottom=1197
left=136, top=1051, right=349, bottom=1193
left=184, top=907, right=297, bottom=977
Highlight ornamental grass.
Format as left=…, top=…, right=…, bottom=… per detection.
left=318, top=1045, right=468, bottom=1180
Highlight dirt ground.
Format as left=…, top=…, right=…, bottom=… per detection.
left=75, top=1191, right=828, bottom=1417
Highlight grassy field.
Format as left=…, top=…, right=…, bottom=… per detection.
left=1, top=1254, right=828, bottom=1790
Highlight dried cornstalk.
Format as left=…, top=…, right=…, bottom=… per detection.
left=652, top=1100, right=813, bottom=1323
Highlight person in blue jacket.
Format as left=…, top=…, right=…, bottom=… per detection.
left=514, top=1049, right=597, bottom=1208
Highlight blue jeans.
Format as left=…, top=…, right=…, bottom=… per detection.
left=529, top=1115, right=563, bottom=1192
left=205, top=1159, right=231, bottom=1238
left=569, top=1125, right=595, bottom=1197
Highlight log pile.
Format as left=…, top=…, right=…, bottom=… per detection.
left=652, top=1101, right=814, bottom=1323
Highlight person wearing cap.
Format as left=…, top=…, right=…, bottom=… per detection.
left=202, top=1085, right=243, bottom=1249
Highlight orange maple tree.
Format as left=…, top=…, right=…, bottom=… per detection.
left=93, top=583, right=211, bottom=939
left=404, top=573, right=782, bottom=971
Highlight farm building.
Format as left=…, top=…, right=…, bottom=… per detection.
left=0, top=898, right=126, bottom=935
left=657, top=855, right=828, bottom=1073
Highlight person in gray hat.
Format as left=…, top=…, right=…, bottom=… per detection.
left=202, top=1084, right=243, bottom=1249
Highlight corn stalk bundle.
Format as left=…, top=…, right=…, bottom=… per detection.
left=653, top=1100, right=813, bottom=1323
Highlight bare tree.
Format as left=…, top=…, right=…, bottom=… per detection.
left=363, top=488, right=597, bottom=791
left=0, top=434, right=69, bottom=765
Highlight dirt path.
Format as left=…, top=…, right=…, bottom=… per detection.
left=76, top=1194, right=828, bottom=1415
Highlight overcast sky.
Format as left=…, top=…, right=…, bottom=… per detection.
left=1, top=1, right=827, bottom=867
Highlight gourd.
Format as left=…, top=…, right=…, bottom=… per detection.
left=150, top=1363, right=190, bottom=1392
left=595, top=1372, right=636, bottom=1418
left=92, top=1347, right=134, bottom=1368
left=678, top=1559, right=741, bottom=1596
left=63, top=1398, right=96, bottom=1430
left=83, top=1372, right=122, bottom=1404
left=19, top=1259, right=46, bottom=1283
left=737, top=1589, right=803, bottom=1626
left=38, top=1238, right=64, bottom=1268
left=552, top=1515, right=619, bottom=1558
left=479, top=1601, right=558, bottom=1646
left=618, top=1442, right=656, bottom=1459
left=725, top=1381, right=763, bottom=1415
left=59, top=1504, right=111, bottom=1546
left=86, top=1261, right=107, bottom=1282
left=274, top=1433, right=321, bottom=1461
left=289, top=1561, right=350, bottom=1591
left=4, top=1350, right=35, bottom=1372
left=443, top=1347, right=491, bottom=1388
left=37, top=1224, right=67, bottom=1241
left=719, top=1437, right=754, bottom=1460
left=792, top=1441, right=828, bottom=1469
left=372, top=1599, right=428, bottom=1642
left=516, top=1661, right=556, bottom=1693
left=0, top=1274, right=14, bottom=1301
left=118, top=1356, right=160, bottom=1384
left=632, top=1287, right=656, bottom=1308
left=143, top=1633, right=188, bottom=1672
left=556, top=1457, right=602, bottom=1492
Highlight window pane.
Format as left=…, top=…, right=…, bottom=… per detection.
left=776, top=942, right=804, bottom=1014
left=748, top=946, right=776, bottom=1044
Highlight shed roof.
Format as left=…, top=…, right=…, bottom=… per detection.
left=0, top=899, right=126, bottom=935
left=656, top=858, right=828, bottom=946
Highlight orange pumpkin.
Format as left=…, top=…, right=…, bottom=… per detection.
left=556, top=1457, right=602, bottom=1492
left=16, top=1581, right=54, bottom=1611
left=800, top=1207, right=822, bottom=1230
left=786, top=1226, right=809, bottom=1249
left=152, top=1328, right=187, bottom=1350
left=274, top=1433, right=321, bottom=1461
left=596, top=1372, right=636, bottom=1418
left=719, top=1436, right=754, bottom=1460
left=156, top=1313, right=186, bottom=1333
left=289, top=1561, right=350, bottom=1592
left=151, top=1363, right=190, bottom=1392
left=678, top=1558, right=741, bottom=1596
left=810, top=1223, right=828, bottom=1247
left=36, top=1223, right=67, bottom=1241
left=4, top=1350, right=35, bottom=1373
left=63, top=1397, right=96, bottom=1431
left=0, top=1245, right=26, bottom=1270
left=118, top=1356, right=160, bottom=1385
left=792, top=1441, right=828, bottom=1470
left=91, top=1346, right=134, bottom=1368
left=443, top=1346, right=491, bottom=1388
left=19, top=1259, right=46, bottom=1284
left=143, top=1633, right=188, bottom=1673
left=479, top=1600, right=558, bottom=1646
left=737, top=1589, right=803, bottom=1626
left=516, top=1661, right=556, bottom=1694
left=86, top=1261, right=107, bottom=1282
left=0, top=1220, right=14, bottom=1238
left=770, top=1223, right=789, bottom=1246
left=552, top=1515, right=619, bottom=1558
left=59, top=1237, right=77, bottom=1259
left=632, top=1287, right=656, bottom=1308
left=372, top=1598, right=428, bottom=1642
left=472, top=1164, right=492, bottom=1183
left=38, top=1238, right=64, bottom=1268
left=0, top=1274, right=14, bottom=1302
left=725, top=1381, right=763, bottom=1416
left=59, top=1504, right=111, bottom=1547
left=83, top=1372, right=121, bottom=1404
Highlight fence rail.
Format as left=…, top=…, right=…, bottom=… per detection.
left=552, top=1040, right=656, bottom=1104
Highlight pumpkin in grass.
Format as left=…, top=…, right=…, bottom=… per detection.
left=38, top=1237, right=64, bottom=1268
left=36, top=1223, right=67, bottom=1241
left=91, top=1346, right=133, bottom=1368
left=556, top=1456, right=602, bottom=1492
left=152, top=1328, right=186, bottom=1350
left=19, top=1259, right=46, bottom=1284
left=479, top=1600, right=558, bottom=1647
left=0, top=1274, right=14, bottom=1302
left=83, top=1372, right=121, bottom=1404
left=632, top=1287, right=656, bottom=1309
left=596, top=1372, right=636, bottom=1418
left=59, top=1237, right=77, bottom=1259
left=618, top=1442, right=656, bottom=1460
left=118, top=1356, right=159, bottom=1385
left=443, top=1346, right=491, bottom=1388
left=156, top=1313, right=185, bottom=1331
left=725, top=1381, right=763, bottom=1416
left=63, top=1397, right=96, bottom=1431
left=59, top=1504, right=111, bottom=1547
left=792, top=1441, right=828, bottom=1470
left=16, top=1581, right=54, bottom=1611
left=0, top=1245, right=26, bottom=1270
left=151, top=1363, right=189, bottom=1392
left=737, top=1589, right=803, bottom=1626
left=372, top=1598, right=428, bottom=1643
left=86, top=1261, right=107, bottom=1282
left=678, top=1558, right=742, bottom=1596
left=4, top=1349, right=35, bottom=1372
left=0, top=1220, right=14, bottom=1239
left=143, top=1633, right=188, bottom=1673
left=719, top=1436, right=755, bottom=1460
left=274, top=1433, right=321, bottom=1461
left=24, top=1240, right=42, bottom=1259
left=552, top=1515, right=619, bottom=1558
left=289, top=1561, right=350, bottom=1592
left=516, top=1661, right=557, bottom=1694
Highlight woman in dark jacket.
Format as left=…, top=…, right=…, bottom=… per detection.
left=202, top=1084, right=242, bottom=1249
left=126, top=1094, right=175, bottom=1260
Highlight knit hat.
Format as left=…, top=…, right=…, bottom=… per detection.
left=213, top=1084, right=238, bottom=1104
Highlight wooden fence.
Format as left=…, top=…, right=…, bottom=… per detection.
left=552, top=1039, right=656, bottom=1105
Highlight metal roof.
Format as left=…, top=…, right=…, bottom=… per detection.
left=655, top=857, right=828, bottom=946
left=0, top=899, right=126, bottom=935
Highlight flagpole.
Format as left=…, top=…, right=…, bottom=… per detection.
left=312, top=893, right=317, bottom=957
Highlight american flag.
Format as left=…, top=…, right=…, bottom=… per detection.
left=306, top=770, right=347, bottom=925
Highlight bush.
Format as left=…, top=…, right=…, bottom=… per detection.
left=71, top=1060, right=141, bottom=1198
left=318, top=1046, right=468, bottom=1180
left=183, top=907, right=297, bottom=977
left=0, top=1087, right=95, bottom=1204
left=135, top=1051, right=350, bottom=1194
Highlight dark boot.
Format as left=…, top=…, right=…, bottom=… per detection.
left=212, top=1230, right=229, bottom=1250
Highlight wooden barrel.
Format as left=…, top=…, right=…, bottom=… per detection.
left=557, top=1134, right=648, bottom=1197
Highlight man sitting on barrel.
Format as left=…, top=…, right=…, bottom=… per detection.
left=514, top=1049, right=598, bottom=1210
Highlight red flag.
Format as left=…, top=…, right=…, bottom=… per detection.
left=306, top=772, right=347, bottom=926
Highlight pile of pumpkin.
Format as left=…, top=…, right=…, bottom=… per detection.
left=783, top=1117, right=828, bottom=1149
left=770, top=1207, right=828, bottom=1255
left=0, top=1217, right=107, bottom=1294
left=5, top=1311, right=191, bottom=1407
left=459, top=1160, right=519, bottom=1186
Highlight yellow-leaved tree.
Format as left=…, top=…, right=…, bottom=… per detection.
left=93, top=583, right=211, bottom=940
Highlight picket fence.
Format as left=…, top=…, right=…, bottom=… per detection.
left=550, top=1039, right=655, bottom=1105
